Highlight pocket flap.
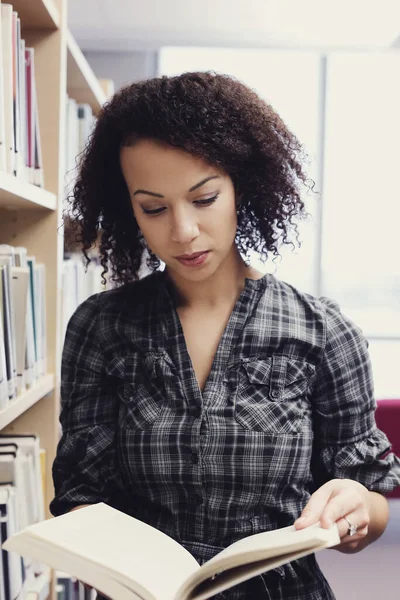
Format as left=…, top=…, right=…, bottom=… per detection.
left=271, top=356, right=315, bottom=385
left=243, top=359, right=273, bottom=385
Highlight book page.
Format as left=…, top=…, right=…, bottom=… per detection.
left=4, top=503, right=199, bottom=600
left=176, top=522, right=340, bottom=600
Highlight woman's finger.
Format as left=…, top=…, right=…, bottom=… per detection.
left=337, top=516, right=369, bottom=540
left=318, top=491, right=360, bottom=528
left=294, top=484, right=334, bottom=528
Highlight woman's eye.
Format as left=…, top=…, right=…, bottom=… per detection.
left=142, top=194, right=219, bottom=216
left=142, top=207, right=166, bottom=215
left=194, top=194, right=219, bottom=206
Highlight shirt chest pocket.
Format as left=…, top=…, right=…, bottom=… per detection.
left=234, top=356, right=315, bottom=435
left=120, top=353, right=170, bottom=430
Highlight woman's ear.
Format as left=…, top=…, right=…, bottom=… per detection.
left=235, top=193, right=243, bottom=210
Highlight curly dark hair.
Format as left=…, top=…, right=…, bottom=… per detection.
left=66, top=71, right=315, bottom=286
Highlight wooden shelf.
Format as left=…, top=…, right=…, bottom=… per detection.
left=0, top=375, right=55, bottom=431
left=67, top=30, right=106, bottom=114
left=0, top=173, right=57, bottom=211
left=9, top=0, right=60, bottom=30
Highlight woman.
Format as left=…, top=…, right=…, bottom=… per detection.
left=51, top=71, right=400, bottom=599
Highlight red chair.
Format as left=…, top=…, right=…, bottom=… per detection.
left=375, top=399, right=400, bottom=499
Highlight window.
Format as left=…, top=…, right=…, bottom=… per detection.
left=322, top=53, right=400, bottom=339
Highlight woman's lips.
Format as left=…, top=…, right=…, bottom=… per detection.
left=176, top=251, right=210, bottom=267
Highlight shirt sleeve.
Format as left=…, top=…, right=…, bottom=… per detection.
left=310, top=297, right=400, bottom=495
left=50, top=294, right=124, bottom=516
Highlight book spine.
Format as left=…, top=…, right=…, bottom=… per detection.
left=0, top=4, right=7, bottom=172
left=1, top=4, right=15, bottom=175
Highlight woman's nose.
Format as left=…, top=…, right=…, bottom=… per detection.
left=170, top=212, right=200, bottom=244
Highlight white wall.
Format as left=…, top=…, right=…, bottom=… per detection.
left=84, top=51, right=157, bottom=90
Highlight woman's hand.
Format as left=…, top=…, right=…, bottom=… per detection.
left=294, top=478, right=388, bottom=553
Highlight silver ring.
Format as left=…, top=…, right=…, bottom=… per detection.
left=343, top=516, right=358, bottom=537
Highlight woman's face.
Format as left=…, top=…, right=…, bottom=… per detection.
left=120, top=138, right=240, bottom=284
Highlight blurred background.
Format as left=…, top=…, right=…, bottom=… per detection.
left=67, top=0, right=400, bottom=402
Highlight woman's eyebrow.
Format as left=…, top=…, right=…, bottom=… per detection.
left=133, top=175, right=221, bottom=198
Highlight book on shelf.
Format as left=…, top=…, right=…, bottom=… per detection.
left=14, top=246, right=37, bottom=387
left=0, top=272, right=9, bottom=405
left=1, top=3, right=15, bottom=176
left=0, top=434, right=46, bottom=587
left=0, top=253, right=17, bottom=402
left=9, top=266, right=30, bottom=395
left=0, top=485, right=24, bottom=600
left=32, top=61, right=44, bottom=187
left=13, top=12, right=24, bottom=180
left=64, top=97, right=95, bottom=202
left=0, top=3, right=44, bottom=185
left=0, top=244, right=46, bottom=401
left=56, top=572, right=96, bottom=600
left=0, top=434, right=46, bottom=594
left=0, top=476, right=48, bottom=600
left=3, top=503, right=340, bottom=600
left=0, top=434, right=45, bottom=524
left=0, top=4, right=7, bottom=173
left=62, top=255, right=106, bottom=343
left=33, top=262, right=46, bottom=378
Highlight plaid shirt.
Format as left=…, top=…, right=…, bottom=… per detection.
left=51, top=270, right=400, bottom=600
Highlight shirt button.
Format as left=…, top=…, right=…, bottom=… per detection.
left=192, top=493, right=203, bottom=505
left=270, top=389, right=279, bottom=399
left=192, top=407, right=201, bottom=418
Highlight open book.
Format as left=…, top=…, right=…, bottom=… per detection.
left=3, top=503, right=340, bottom=600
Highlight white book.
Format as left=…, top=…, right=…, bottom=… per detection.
left=33, top=264, right=46, bottom=377
left=0, top=450, right=35, bottom=586
left=14, top=248, right=35, bottom=386
left=0, top=260, right=17, bottom=398
left=1, top=3, right=15, bottom=175
left=0, top=444, right=36, bottom=530
left=61, top=259, right=76, bottom=344
left=0, top=449, right=31, bottom=543
left=0, top=4, right=7, bottom=172
left=33, top=74, right=43, bottom=188
left=0, top=314, right=8, bottom=408
left=13, top=14, right=24, bottom=180
left=18, top=35, right=27, bottom=182
left=0, top=485, right=24, bottom=600
left=25, top=47, right=35, bottom=184
left=26, top=256, right=39, bottom=381
left=0, top=247, right=18, bottom=395
left=0, top=491, right=5, bottom=600
left=0, top=269, right=8, bottom=407
left=0, top=245, right=15, bottom=257
left=0, top=435, right=45, bottom=523
left=9, top=266, right=29, bottom=395
left=65, top=97, right=79, bottom=199
left=3, top=503, right=339, bottom=600
left=26, top=257, right=38, bottom=375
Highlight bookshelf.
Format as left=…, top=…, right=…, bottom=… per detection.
left=8, top=0, right=60, bottom=30
left=67, top=29, right=107, bottom=112
left=0, top=0, right=111, bottom=597
left=0, top=374, right=55, bottom=430
left=0, top=172, right=57, bottom=209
